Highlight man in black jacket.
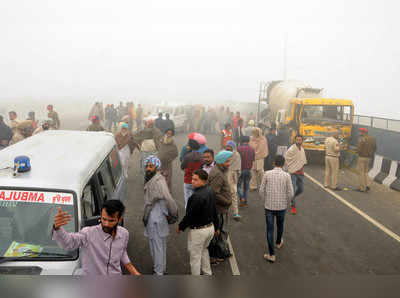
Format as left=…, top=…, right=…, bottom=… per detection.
left=264, top=126, right=278, bottom=171
left=0, top=115, right=13, bottom=149
left=177, top=169, right=219, bottom=275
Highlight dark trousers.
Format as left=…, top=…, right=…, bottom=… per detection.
left=237, top=169, right=251, bottom=203
left=290, top=174, right=304, bottom=207
left=265, top=209, right=286, bottom=256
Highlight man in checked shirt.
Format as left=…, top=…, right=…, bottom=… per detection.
left=259, top=155, right=294, bottom=263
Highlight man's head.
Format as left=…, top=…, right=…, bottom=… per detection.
left=274, top=155, right=285, bottom=168
left=359, top=127, right=368, bottom=136
left=166, top=113, right=170, bottom=119
left=332, top=130, right=340, bottom=139
left=192, top=169, right=208, bottom=189
left=240, top=135, right=250, bottom=144
left=47, top=105, right=53, bottom=111
left=203, top=149, right=214, bottom=166
left=248, top=120, right=255, bottom=127
left=165, top=128, right=174, bottom=137
left=158, top=112, right=163, bottom=118
left=225, top=123, right=231, bottom=130
left=120, top=123, right=129, bottom=136
left=9, top=111, right=17, bottom=121
left=146, top=119, right=154, bottom=128
left=144, top=155, right=161, bottom=177
left=295, top=134, right=303, bottom=147
left=215, top=150, right=233, bottom=169
left=28, top=111, right=35, bottom=121
left=236, top=111, right=240, bottom=117
left=100, top=200, right=125, bottom=234
left=225, top=140, right=236, bottom=152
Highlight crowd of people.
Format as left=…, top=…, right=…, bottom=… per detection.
left=0, top=105, right=61, bottom=149
left=0, top=101, right=377, bottom=276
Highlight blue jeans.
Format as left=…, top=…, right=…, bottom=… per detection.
left=183, top=183, right=194, bottom=209
left=290, top=174, right=304, bottom=207
left=265, top=209, right=286, bottom=256
left=237, top=170, right=251, bottom=203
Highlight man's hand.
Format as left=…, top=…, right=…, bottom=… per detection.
left=125, top=263, right=141, bottom=276
left=54, top=207, right=72, bottom=230
left=215, top=230, right=220, bottom=237
left=176, top=226, right=181, bottom=234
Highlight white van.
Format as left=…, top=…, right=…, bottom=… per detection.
left=0, top=130, right=127, bottom=275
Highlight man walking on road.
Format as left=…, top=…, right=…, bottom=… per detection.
left=47, top=105, right=61, bottom=129
left=324, top=131, right=342, bottom=190
left=357, top=128, right=377, bottom=192
left=225, top=141, right=242, bottom=221
left=177, top=169, right=220, bottom=275
left=285, top=135, right=307, bottom=215
left=143, top=156, right=178, bottom=275
left=52, top=200, right=141, bottom=275
left=237, top=136, right=255, bottom=207
left=259, top=155, right=294, bottom=263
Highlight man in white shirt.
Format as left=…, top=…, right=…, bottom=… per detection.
left=202, top=149, right=215, bottom=174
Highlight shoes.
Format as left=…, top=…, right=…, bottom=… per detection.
left=356, top=188, right=366, bottom=192
left=263, top=254, right=276, bottom=263
left=331, top=187, right=342, bottom=191
left=276, top=239, right=284, bottom=249
left=366, top=186, right=370, bottom=192
left=239, top=202, right=248, bottom=207
left=233, top=214, right=241, bottom=221
left=291, top=206, right=296, bottom=215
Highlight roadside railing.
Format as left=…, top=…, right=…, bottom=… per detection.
left=353, top=115, right=400, bottom=132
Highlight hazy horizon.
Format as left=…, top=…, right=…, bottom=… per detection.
left=1, top=0, right=400, bottom=119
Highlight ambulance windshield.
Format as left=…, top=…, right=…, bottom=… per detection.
left=0, top=189, right=77, bottom=260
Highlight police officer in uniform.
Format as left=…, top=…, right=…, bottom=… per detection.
left=324, top=130, right=341, bottom=190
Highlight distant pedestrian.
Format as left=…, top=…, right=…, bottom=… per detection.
left=356, top=128, right=377, bottom=192
left=164, top=113, right=175, bottom=133
left=202, top=149, right=215, bottom=174
left=47, top=105, right=61, bottom=129
left=143, top=156, right=178, bottom=275
left=249, top=127, right=269, bottom=191
left=105, top=104, right=113, bottom=131
left=87, top=116, right=105, bottom=132
left=232, top=112, right=243, bottom=144
left=27, top=111, right=38, bottom=130
left=115, top=123, right=137, bottom=178
left=136, top=104, right=144, bottom=130
left=8, top=111, right=19, bottom=133
left=259, top=155, right=294, bottom=263
left=158, top=128, right=179, bottom=192
left=0, top=115, right=13, bottom=149
left=221, top=123, right=233, bottom=149
left=237, top=136, right=255, bottom=207
left=264, top=126, right=278, bottom=171
left=52, top=200, right=141, bottom=275
left=243, top=120, right=255, bottom=137
left=225, top=141, right=242, bottom=221
left=181, top=139, right=203, bottom=208
left=155, top=113, right=166, bottom=133
left=324, top=131, right=342, bottom=190
left=276, top=124, right=290, bottom=156
left=285, top=134, right=307, bottom=215
left=177, top=169, right=220, bottom=275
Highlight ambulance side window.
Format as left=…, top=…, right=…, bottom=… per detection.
left=82, top=184, right=96, bottom=218
left=109, top=146, right=122, bottom=186
left=97, top=159, right=114, bottom=201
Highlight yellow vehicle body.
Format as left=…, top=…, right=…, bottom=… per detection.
left=285, top=98, right=354, bottom=151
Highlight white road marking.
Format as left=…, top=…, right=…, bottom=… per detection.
left=227, top=235, right=240, bottom=275
left=305, top=172, right=400, bottom=243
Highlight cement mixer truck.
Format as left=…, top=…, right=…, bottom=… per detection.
left=259, top=80, right=354, bottom=152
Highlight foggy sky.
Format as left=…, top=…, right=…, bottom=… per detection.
left=1, top=0, right=399, bottom=118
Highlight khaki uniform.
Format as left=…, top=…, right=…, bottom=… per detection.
left=9, top=119, right=19, bottom=132
left=357, top=135, right=377, bottom=191
left=48, top=111, right=60, bottom=129
left=9, top=131, right=25, bottom=145
left=324, top=136, right=340, bottom=189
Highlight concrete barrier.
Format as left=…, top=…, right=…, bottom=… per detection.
left=367, top=154, right=400, bottom=191
left=389, top=162, right=400, bottom=191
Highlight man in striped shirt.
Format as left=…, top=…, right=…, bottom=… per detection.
left=259, top=155, right=294, bottom=263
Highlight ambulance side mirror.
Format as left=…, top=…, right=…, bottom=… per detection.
left=83, top=216, right=101, bottom=227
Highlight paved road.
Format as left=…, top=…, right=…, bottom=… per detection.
left=122, top=133, right=400, bottom=275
